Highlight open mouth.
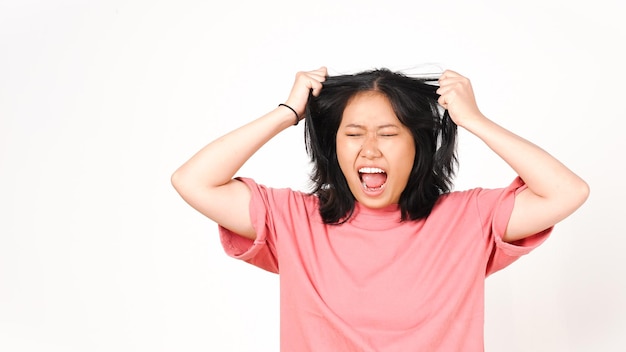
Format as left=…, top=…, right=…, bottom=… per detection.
left=358, top=167, right=388, bottom=191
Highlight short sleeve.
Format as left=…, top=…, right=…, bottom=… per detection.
left=479, top=177, right=552, bottom=275
left=218, top=178, right=279, bottom=274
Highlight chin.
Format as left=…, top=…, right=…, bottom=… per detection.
left=356, top=196, right=396, bottom=209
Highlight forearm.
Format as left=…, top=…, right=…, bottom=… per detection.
left=437, top=70, right=588, bottom=203
left=172, top=106, right=296, bottom=191
left=464, top=114, right=588, bottom=199
left=171, top=67, right=326, bottom=237
left=463, top=113, right=589, bottom=240
left=437, top=70, right=587, bottom=240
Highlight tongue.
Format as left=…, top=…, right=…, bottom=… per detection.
left=361, top=173, right=387, bottom=189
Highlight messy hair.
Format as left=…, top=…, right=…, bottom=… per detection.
left=304, top=68, right=457, bottom=224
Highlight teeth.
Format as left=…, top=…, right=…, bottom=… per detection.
left=358, top=167, right=385, bottom=174
left=361, top=182, right=386, bottom=191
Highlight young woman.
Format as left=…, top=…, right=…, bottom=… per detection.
left=171, top=67, right=589, bottom=351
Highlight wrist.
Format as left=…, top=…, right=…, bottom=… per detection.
left=278, top=103, right=301, bottom=126
left=454, top=111, right=488, bottom=130
left=267, top=105, right=300, bottom=130
left=460, top=114, right=499, bottom=141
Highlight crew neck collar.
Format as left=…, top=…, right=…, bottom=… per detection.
left=345, top=202, right=403, bottom=230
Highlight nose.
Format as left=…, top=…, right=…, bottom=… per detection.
left=360, top=135, right=382, bottom=159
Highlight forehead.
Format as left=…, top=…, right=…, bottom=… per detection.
left=340, top=91, right=400, bottom=127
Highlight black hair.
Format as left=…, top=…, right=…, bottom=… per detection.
left=304, top=68, right=457, bottom=224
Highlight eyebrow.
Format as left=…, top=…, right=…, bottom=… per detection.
left=344, top=123, right=400, bottom=129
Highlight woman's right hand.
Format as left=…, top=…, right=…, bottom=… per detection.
left=173, top=66, right=328, bottom=240
left=284, top=66, right=328, bottom=119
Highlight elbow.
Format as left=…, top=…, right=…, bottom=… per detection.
left=171, top=168, right=200, bottom=204
left=170, top=168, right=187, bottom=194
left=577, top=178, right=591, bottom=206
left=567, top=177, right=590, bottom=211
left=170, top=169, right=179, bottom=190
left=171, top=167, right=216, bottom=200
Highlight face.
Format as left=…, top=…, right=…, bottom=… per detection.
left=336, top=91, right=416, bottom=209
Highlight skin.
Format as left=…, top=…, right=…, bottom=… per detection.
left=171, top=67, right=589, bottom=243
left=336, top=92, right=415, bottom=209
left=436, top=70, right=589, bottom=241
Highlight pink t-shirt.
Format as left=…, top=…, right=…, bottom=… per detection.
left=219, top=177, right=551, bottom=351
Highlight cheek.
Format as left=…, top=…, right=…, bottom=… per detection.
left=335, top=145, right=353, bottom=178
left=392, top=142, right=416, bottom=177
left=336, top=139, right=360, bottom=164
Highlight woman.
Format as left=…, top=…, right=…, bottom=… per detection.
left=171, top=67, right=589, bottom=351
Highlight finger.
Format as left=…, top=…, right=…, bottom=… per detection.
left=314, top=66, right=328, bottom=75
left=296, top=70, right=326, bottom=84
left=307, top=72, right=327, bottom=83
left=292, top=67, right=328, bottom=98
left=304, top=67, right=328, bottom=84
left=438, top=80, right=468, bottom=98
left=442, top=77, right=471, bottom=91
left=301, top=75, right=324, bottom=90
left=439, top=70, right=466, bottom=86
left=436, top=85, right=454, bottom=96
left=303, top=67, right=327, bottom=78
left=438, top=95, right=447, bottom=108
left=309, top=80, right=324, bottom=96
left=441, top=69, right=461, bottom=78
left=438, top=76, right=454, bottom=87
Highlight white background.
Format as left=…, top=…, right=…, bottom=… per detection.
left=1, top=0, right=625, bottom=351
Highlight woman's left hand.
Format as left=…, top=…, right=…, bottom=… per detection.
left=436, top=70, right=589, bottom=243
left=436, top=70, right=485, bottom=128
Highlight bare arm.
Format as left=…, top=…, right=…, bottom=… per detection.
left=171, top=67, right=327, bottom=240
left=437, top=70, right=589, bottom=242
